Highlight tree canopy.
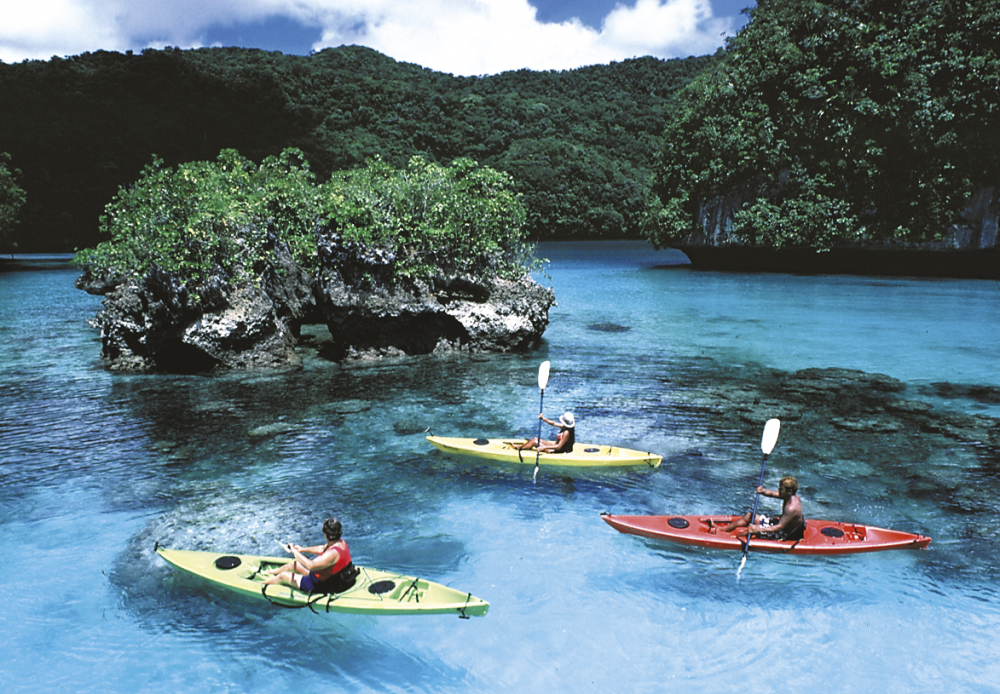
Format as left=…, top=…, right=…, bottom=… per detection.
left=71, top=149, right=534, bottom=298
left=642, top=0, right=1000, bottom=250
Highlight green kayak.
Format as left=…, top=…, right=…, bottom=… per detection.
left=427, top=435, right=662, bottom=468
left=156, top=546, right=489, bottom=618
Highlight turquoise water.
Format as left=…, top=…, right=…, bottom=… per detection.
left=1, top=242, right=998, bottom=693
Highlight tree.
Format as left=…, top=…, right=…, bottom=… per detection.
left=0, top=152, right=27, bottom=254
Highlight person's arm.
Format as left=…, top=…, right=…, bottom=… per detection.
left=306, top=545, right=342, bottom=573
left=756, top=486, right=780, bottom=498
left=294, top=543, right=326, bottom=554
left=749, top=505, right=802, bottom=535
left=537, top=430, right=566, bottom=453
left=288, top=544, right=340, bottom=571
left=551, top=430, right=571, bottom=453
left=282, top=542, right=324, bottom=564
left=539, top=414, right=558, bottom=427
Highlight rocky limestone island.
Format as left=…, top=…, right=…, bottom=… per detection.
left=76, top=238, right=555, bottom=373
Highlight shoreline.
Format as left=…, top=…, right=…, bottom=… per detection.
left=674, top=245, right=1000, bottom=279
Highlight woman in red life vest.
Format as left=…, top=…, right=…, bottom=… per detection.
left=264, top=517, right=357, bottom=593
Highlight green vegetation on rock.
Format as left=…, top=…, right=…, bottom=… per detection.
left=325, top=155, right=532, bottom=283
left=71, top=148, right=534, bottom=298
left=72, top=148, right=322, bottom=294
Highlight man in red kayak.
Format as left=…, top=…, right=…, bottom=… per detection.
left=713, top=476, right=806, bottom=541
left=515, top=411, right=576, bottom=453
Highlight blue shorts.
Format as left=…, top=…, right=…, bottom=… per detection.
left=299, top=567, right=357, bottom=594
left=299, top=572, right=326, bottom=593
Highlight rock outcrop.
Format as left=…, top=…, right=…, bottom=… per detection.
left=76, top=241, right=555, bottom=373
left=315, top=271, right=553, bottom=361
left=79, top=264, right=302, bottom=372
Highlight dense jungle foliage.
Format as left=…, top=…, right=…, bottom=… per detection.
left=70, top=148, right=534, bottom=298
left=642, top=0, right=1000, bottom=250
left=0, top=152, right=26, bottom=251
left=0, top=46, right=713, bottom=252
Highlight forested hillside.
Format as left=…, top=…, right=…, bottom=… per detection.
left=643, top=0, right=1000, bottom=252
left=0, top=45, right=714, bottom=252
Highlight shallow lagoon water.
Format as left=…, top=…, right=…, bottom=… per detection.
left=1, top=242, right=998, bottom=693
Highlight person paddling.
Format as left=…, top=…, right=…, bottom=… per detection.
left=713, top=476, right=806, bottom=541
left=264, top=517, right=358, bottom=593
left=515, top=412, right=576, bottom=454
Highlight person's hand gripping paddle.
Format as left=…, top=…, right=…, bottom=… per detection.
left=533, top=361, right=550, bottom=482
left=737, top=418, right=781, bottom=580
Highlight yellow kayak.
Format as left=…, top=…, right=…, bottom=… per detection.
left=426, top=436, right=661, bottom=468
left=156, top=546, right=489, bottom=618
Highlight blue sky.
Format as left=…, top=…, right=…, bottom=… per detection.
left=1, top=0, right=754, bottom=75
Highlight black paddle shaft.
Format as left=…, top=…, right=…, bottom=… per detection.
left=742, top=453, right=770, bottom=558
left=533, top=388, right=545, bottom=470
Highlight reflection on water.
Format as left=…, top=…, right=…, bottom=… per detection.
left=2, top=245, right=999, bottom=693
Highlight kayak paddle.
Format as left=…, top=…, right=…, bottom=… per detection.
left=737, top=418, right=781, bottom=580
left=533, top=360, right=551, bottom=481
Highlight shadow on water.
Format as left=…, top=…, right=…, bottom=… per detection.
left=601, top=533, right=935, bottom=609
left=113, top=540, right=472, bottom=688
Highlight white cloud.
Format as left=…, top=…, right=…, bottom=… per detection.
left=602, top=0, right=729, bottom=57
left=0, top=0, right=736, bottom=72
left=0, top=0, right=123, bottom=61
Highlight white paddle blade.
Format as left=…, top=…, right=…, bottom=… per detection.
left=761, top=418, right=781, bottom=455
left=538, top=360, right=551, bottom=390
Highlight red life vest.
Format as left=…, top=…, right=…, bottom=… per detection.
left=313, top=540, right=351, bottom=580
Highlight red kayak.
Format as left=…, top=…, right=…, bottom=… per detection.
left=601, top=513, right=931, bottom=555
